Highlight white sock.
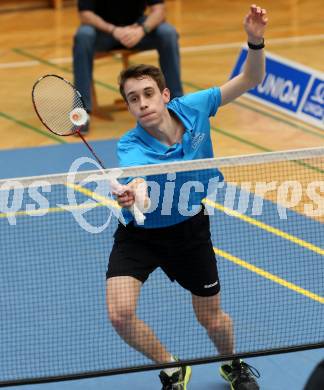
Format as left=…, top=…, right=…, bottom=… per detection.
left=163, top=356, right=181, bottom=376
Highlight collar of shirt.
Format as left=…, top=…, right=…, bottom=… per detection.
left=167, top=100, right=198, bottom=131
left=135, top=124, right=171, bottom=153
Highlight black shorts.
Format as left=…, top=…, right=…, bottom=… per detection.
left=106, top=208, right=220, bottom=297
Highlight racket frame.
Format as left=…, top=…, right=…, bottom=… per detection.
left=32, top=74, right=88, bottom=137
left=31, top=74, right=145, bottom=224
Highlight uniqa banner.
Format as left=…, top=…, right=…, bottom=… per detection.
left=230, top=47, right=324, bottom=129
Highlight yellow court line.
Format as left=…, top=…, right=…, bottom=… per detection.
left=214, top=247, right=324, bottom=304
left=0, top=183, right=119, bottom=219
left=204, top=198, right=324, bottom=256
left=1, top=184, right=323, bottom=258
left=71, top=187, right=324, bottom=259
left=1, top=184, right=323, bottom=304
left=70, top=185, right=323, bottom=304
left=65, top=183, right=119, bottom=209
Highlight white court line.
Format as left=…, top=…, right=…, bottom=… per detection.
left=0, top=57, right=72, bottom=69
left=0, top=60, right=39, bottom=69
left=1, top=34, right=324, bottom=70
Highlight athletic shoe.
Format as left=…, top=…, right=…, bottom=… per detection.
left=159, top=365, right=192, bottom=390
left=219, top=359, right=260, bottom=390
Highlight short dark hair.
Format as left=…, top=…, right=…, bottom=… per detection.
left=118, top=64, right=166, bottom=101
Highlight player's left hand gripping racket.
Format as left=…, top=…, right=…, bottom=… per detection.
left=32, top=74, right=145, bottom=225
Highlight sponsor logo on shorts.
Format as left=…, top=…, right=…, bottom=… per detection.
left=204, top=281, right=218, bottom=289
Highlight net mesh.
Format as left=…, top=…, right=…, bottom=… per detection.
left=32, top=75, right=84, bottom=136
left=0, top=147, right=323, bottom=386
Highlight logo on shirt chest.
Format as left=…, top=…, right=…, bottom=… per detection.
left=191, top=132, right=205, bottom=150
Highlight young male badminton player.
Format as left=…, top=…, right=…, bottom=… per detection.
left=106, top=5, right=268, bottom=389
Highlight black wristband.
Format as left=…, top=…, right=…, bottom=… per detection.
left=248, top=38, right=265, bottom=50
left=140, top=23, right=150, bottom=35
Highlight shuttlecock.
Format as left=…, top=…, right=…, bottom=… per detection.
left=69, top=108, right=88, bottom=126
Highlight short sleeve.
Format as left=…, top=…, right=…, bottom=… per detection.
left=177, top=87, right=221, bottom=117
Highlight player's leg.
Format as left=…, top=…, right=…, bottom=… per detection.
left=190, top=276, right=260, bottom=390
left=106, top=275, right=172, bottom=363
left=165, top=212, right=234, bottom=353
left=108, top=276, right=191, bottom=389
left=107, top=222, right=191, bottom=389
left=167, top=209, right=259, bottom=389
left=191, top=283, right=259, bottom=389
left=192, top=292, right=234, bottom=355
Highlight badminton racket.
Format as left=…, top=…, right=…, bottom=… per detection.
left=32, top=74, right=145, bottom=224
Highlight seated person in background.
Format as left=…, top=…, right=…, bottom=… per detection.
left=73, top=0, right=183, bottom=133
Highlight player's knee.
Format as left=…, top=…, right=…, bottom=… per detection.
left=108, top=305, right=136, bottom=330
left=197, top=306, right=227, bottom=332
left=207, top=310, right=232, bottom=334
left=208, top=317, right=225, bottom=333
left=198, top=314, right=222, bottom=332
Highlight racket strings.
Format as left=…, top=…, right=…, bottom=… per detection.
left=33, top=75, right=85, bottom=136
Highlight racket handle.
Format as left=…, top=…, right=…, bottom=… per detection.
left=131, top=204, right=146, bottom=225
left=109, top=179, right=146, bottom=225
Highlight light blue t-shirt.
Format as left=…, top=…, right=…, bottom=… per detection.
left=117, top=87, right=224, bottom=227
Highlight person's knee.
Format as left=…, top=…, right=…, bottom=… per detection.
left=195, top=298, right=230, bottom=332
left=200, top=313, right=224, bottom=333
left=209, top=310, right=232, bottom=334
left=74, top=25, right=96, bottom=48
left=108, top=303, right=136, bottom=331
left=155, top=23, right=179, bottom=46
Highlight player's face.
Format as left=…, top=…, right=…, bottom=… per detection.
left=124, top=76, right=170, bottom=128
